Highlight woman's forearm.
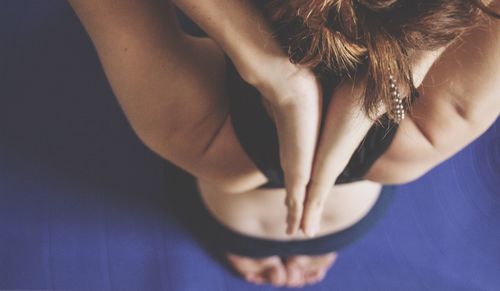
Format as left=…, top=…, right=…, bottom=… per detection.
left=172, top=0, right=290, bottom=84
left=317, top=47, right=445, bottom=178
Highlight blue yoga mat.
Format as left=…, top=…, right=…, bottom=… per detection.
left=1, top=1, right=499, bottom=290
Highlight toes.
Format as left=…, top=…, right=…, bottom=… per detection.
left=305, top=269, right=326, bottom=285
left=226, top=253, right=266, bottom=284
left=324, top=252, right=338, bottom=267
left=245, top=273, right=265, bottom=285
left=226, top=252, right=332, bottom=287
left=266, top=264, right=286, bottom=287
left=286, top=264, right=306, bottom=288
left=226, top=253, right=256, bottom=274
left=226, top=253, right=288, bottom=286
left=285, top=253, right=336, bottom=286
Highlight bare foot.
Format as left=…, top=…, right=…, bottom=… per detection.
left=284, top=252, right=337, bottom=287
left=226, top=253, right=286, bottom=286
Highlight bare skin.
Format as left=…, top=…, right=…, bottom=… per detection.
left=285, top=253, right=337, bottom=286
left=226, top=254, right=287, bottom=286
left=198, top=179, right=379, bottom=287
left=69, top=0, right=500, bottom=287
left=197, top=181, right=381, bottom=241
left=227, top=252, right=337, bottom=287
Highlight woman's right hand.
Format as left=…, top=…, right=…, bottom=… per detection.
left=242, top=56, right=323, bottom=235
left=171, top=0, right=324, bottom=235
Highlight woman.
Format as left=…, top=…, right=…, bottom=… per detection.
left=69, top=0, right=500, bottom=287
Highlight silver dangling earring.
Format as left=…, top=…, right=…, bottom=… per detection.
left=389, top=74, right=405, bottom=123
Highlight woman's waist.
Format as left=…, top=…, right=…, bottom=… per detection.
left=196, top=179, right=382, bottom=241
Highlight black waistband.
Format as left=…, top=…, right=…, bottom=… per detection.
left=199, top=186, right=397, bottom=258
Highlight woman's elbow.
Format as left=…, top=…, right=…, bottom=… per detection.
left=364, top=159, right=432, bottom=185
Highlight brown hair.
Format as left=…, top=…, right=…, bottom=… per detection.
left=266, top=0, right=500, bottom=119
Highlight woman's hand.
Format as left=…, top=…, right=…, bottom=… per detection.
left=171, top=0, right=444, bottom=237
left=172, top=0, right=325, bottom=235
left=300, top=49, right=446, bottom=237
left=300, top=77, right=374, bottom=237
left=246, top=56, right=323, bottom=235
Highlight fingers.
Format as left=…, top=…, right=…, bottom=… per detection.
left=301, top=159, right=337, bottom=237
left=301, top=79, right=374, bottom=237
left=284, top=176, right=307, bottom=235
left=272, top=99, right=321, bottom=235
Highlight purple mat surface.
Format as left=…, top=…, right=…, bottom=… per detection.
left=1, top=1, right=499, bottom=290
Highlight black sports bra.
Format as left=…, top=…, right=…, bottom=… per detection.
left=226, top=56, right=398, bottom=188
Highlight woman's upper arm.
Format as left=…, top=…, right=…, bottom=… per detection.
left=69, top=0, right=268, bottom=192
left=366, top=18, right=500, bottom=184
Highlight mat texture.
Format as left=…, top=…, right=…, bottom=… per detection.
left=1, top=1, right=499, bottom=290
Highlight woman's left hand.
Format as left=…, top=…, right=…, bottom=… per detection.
left=300, top=49, right=446, bottom=237
left=300, top=77, right=374, bottom=237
